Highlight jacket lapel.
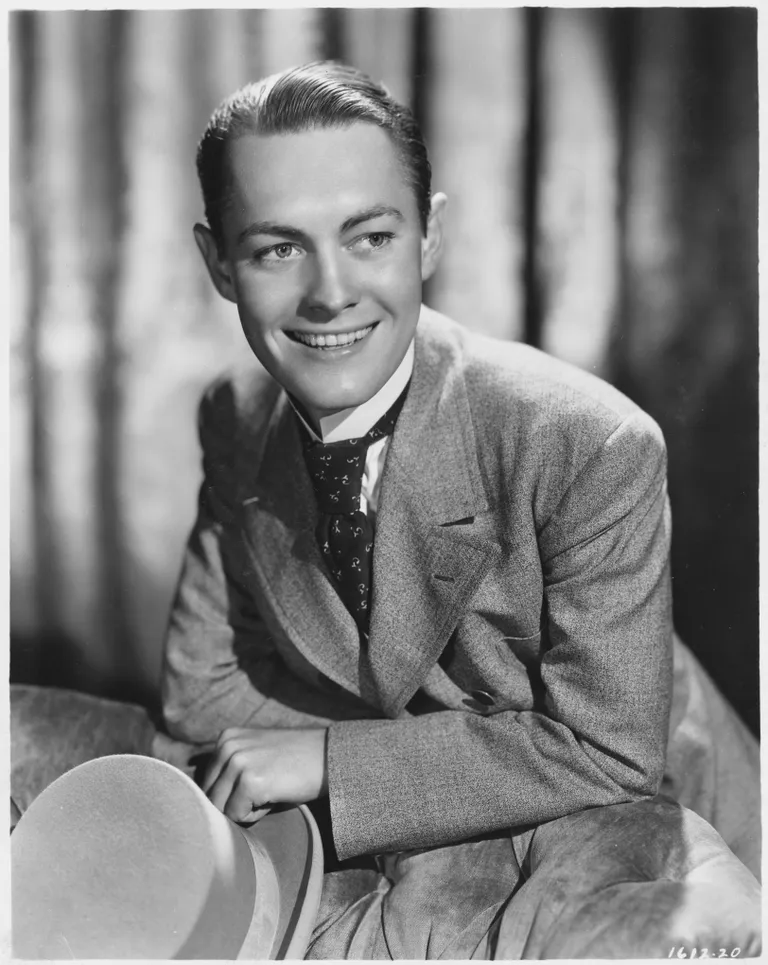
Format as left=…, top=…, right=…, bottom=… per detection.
left=236, top=391, right=380, bottom=708
left=367, top=320, right=503, bottom=718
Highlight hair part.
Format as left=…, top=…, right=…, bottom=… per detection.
left=196, top=61, right=432, bottom=245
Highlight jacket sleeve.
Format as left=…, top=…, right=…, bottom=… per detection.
left=161, top=388, right=341, bottom=743
left=326, top=412, right=674, bottom=860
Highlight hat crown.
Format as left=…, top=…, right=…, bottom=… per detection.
left=12, top=755, right=266, bottom=959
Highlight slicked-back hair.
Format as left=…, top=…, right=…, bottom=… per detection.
left=196, top=61, right=432, bottom=245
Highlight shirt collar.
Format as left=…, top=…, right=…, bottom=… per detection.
left=292, top=340, right=415, bottom=444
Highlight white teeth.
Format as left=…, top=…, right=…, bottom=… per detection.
left=290, top=324, right=374, bottom=348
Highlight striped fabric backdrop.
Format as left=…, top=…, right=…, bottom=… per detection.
left=10, top=9, right=759, bottom=732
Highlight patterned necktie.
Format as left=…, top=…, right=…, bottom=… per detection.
left=300, top=387, right=409, bottom=636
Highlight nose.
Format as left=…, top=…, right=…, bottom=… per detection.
left=302, top=249, right=359, bottom=320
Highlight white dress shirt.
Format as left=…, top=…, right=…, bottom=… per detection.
left=292, top=341, right=415, bottom=520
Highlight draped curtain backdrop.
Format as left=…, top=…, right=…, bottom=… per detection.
left=10, top=9, right=759, bottom=733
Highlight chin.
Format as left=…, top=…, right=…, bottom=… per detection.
left=297, top=380, right=376, bottom=418
left=303, top=390, right=373, bottom=418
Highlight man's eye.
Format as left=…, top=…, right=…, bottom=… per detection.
left=255, top=243, right=301, bottom=263
left=353, top=232, right=394, bottom=252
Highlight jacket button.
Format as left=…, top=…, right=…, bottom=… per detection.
left=470, top=690, right=495, bottom=707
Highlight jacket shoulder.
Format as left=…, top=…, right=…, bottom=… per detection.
left=418, top=308, right=665, bottom=526
left=419, top=306, right=661, bottom=444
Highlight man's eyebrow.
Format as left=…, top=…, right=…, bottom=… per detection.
left=339, top=205, right=405, bottom=234
left=237, top=222, right=306, bottom=246
left=236, top=205, right=405, bottom=247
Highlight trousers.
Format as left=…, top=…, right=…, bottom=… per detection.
left=10, top=684, right=762, bottom=959
left=307, top=834, right=520, bottom=959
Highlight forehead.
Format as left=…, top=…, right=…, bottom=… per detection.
left=224, top=124, right=417, bottom=225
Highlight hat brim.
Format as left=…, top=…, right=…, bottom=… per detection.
left=238, top=803, right=324, bottom=960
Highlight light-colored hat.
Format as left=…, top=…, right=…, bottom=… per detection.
left=11, top=754, right=324, bottom=959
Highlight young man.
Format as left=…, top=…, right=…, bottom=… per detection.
left=162, top=62, right=760, bottom=958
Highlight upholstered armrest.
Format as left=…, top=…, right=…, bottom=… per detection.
left=10, top=684, right=155, bottom=817
left=500, top=796, right=761, bottom=958
left=10, top=684, right=213, bottom=821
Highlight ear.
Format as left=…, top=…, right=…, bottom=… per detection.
left=193, top=223, right=238, bottom=303
left=421, top=192, right=448, bottom=282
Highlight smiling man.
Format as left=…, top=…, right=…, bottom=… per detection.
left=161, top=62, right=761, bottom=958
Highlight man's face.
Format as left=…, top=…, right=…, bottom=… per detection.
left=196, top=123, right=444, bottom=420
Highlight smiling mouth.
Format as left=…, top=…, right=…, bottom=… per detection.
left=286, top=323, right=377, bottom=349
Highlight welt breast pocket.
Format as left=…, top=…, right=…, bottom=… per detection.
left=497, top=630, right=546, bottom=666
left=442, top=617, right=546, bottom=715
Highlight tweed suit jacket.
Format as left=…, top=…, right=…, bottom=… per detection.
left=162, top=307, right=675, bottom=862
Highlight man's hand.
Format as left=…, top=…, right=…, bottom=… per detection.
left=201, top=727, right=329, bottom=824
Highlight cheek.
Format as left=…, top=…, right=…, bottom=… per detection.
left=233, top=274, right=293, bottom=336
left=374, top=244, right=424, bottom=305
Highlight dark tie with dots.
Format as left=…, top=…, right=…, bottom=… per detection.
left=300, top=387, right=409, bottom=636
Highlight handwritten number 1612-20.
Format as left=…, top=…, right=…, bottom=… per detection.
left=668, top=950, right=741, bottom=959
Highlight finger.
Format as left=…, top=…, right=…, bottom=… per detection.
left=201, top=736, right=244, bottom=795
left=201, top=752, right=226, bottom=796
left=206, top=755, right=240, bottom=814
left=239, top=805, right=272, bottom=827
left=223, top=772, right=269, bottom=825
